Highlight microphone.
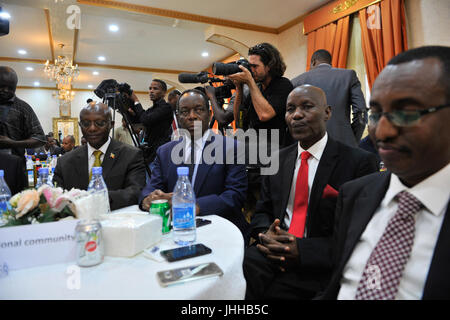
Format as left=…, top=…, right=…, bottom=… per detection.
left=178, top=72, right=209, bottom=84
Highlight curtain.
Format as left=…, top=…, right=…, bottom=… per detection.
left=306, top=15, right=350, bottom=70
left=359, top=0, right=408, bottom=90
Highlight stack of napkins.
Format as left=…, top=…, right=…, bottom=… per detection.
left=100, top=212, right=162, bottom=257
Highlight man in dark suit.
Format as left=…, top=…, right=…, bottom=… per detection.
left=139, top=89, right=249, bottom=238
left=320, top=46, right=450, bottom=300
left=291, top=49, right=367, bottom=147
left=243, top=85, right=378, bottom=300
left=52, top=135, right=75, bottom=156
left=53, top=102, right=146, bottom=210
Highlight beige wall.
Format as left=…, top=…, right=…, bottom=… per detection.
left=277, top=22, right=309, bottom=80
left=405, top=0, right=450, bottom=48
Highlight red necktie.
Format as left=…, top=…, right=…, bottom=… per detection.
left=289, top=151, right=311, bottom=238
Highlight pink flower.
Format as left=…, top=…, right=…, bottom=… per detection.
left=15, top=190, right=40, bottom=218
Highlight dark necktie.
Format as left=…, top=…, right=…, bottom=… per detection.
left=288, top=151, right=311, bottom=238
left=355, top=191, right=423, bottom=300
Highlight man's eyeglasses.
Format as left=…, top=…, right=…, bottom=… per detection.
left=368, top=104, right=450, bottom=127
left=177, top=107, right=207, bottom=117
left=79, top=120, right=109, bottom=129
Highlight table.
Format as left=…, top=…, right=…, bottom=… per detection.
left=0, top=206, right=246, bottom=299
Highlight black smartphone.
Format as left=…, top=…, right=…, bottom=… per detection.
left=196, top=218, right=211, bottom=228
left=160, top=244, right=212, bottom=262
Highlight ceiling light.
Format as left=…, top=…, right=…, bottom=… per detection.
left=26, top=67, right=34, bottom=71
left=92, top=71, right=99, bottom=76
left=97, top=56, right=106, bottom=61
left=201, top=52, right=209, bottom=57
left=18, top=49, right=27, bottom=55
left=109, top=24, right=119, bottom=32
left=88, top=84, right=93, bottom=89
left=44, top=44, right=79, bottom=87
left=0, top=12, right=11, bottom=20
left=33, top=81, right=40, bottom=86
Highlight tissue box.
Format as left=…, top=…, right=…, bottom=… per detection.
left=100, top=212, right=162, bottom=257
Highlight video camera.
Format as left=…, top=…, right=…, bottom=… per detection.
left=177, top=72, right=236, bottom=100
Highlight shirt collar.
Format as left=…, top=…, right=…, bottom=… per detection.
left=87, top=136, right=111, bottom=157
left=297, top=132, right=328, bottom=161
left=184, top=129, right=211, bottom=148
left=383, top=162, right=450, bottom=216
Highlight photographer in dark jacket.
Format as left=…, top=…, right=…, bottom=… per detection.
left=127, top=79, right=173, bottom=167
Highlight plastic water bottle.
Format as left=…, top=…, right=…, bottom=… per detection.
left=0, top=170, right=12, bottom=226
left=51, top=155, right=57, bottom=170
left=172, top=166, right=196, bottom=245
left=26, top=156, right=35, bottom=187
left=87, top=167, right=111, bottom=215
left=35, top=167, right=54, bottom=188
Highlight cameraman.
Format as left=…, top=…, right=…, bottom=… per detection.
left=228, top=43, right=293, bottom=149
left=127, top=79, right=173, bottom=166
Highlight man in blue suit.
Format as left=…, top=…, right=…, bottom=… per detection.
left=139, top=89, right=249, bottom=238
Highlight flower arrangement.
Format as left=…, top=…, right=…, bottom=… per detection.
left=1, top=186, right=89, bottom=227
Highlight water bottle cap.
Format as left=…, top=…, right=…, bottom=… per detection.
left=0, top=169, right=4, bottom=177
left=177, top=166, right=189, bottom=176
left=92, top=166, right=102, bottom=174
left=39, top=167, right=49, bottom=174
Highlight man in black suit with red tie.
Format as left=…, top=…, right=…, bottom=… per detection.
left=243, top=85, right=378, bottom=300
left=320, top=46, right=450, bottom=300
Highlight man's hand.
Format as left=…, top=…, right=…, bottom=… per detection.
left=227, top=65, right=254, bottom=86
left=141, top=189, right=173, bottom=211
left=256, top=219, right=300, bottom=271
left=204, top=85, right=216, bottom=100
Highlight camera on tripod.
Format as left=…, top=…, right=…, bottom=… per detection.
left=94, top=79, right=132, bottom=105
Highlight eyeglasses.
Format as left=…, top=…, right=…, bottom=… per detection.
left=177, top=107, right=208, bottom=117
left=79, top=120, right=109, bottom=129
left=368, top=104, right=450, bottom=127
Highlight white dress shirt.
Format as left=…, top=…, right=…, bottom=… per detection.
left=338, top=162, right=450, bottom=300
left=284, top=133, right=328, bottom=236
left=183, top=130, right=211, bottom=188
left=87, top=137, right=111, bottom=174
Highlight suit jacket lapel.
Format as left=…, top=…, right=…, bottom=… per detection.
left=307, top=138, right=339, bottom=223
left=75, top=145, right=90, bottom=188
left=101, top=139, right=119, bottom=179
left=339, top=173, right=391, bottom=271
left=279, top=144, right=298, bottom=221
left=422, top=202, right=450, bottom=299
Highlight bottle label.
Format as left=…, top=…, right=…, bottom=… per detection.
left=172, top=206, right=195, bottom=229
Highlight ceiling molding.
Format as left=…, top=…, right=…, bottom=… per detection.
left=0, top=57, right=47, bottom=64
left=74, top=61, right=192, bottom=74
left=44, top=8, right=55, bottom=62
left=0, top=57, right=190, bottom=75
left=72, top=28, right=80, bottom=62
left=76, top=0, right=279, bottom=34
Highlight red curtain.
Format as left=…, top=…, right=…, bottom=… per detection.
left=359, top=0, right=408, bottom=90
left=306, top=15, right=350, bottom=70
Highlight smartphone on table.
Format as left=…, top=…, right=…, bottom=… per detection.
left=160, top=243, right=212, bottom=262
left=156, top=262, right=223, bottom=287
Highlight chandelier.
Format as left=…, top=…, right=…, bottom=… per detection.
left=44, top=44, right=80, bottom=86
left=53, top=88, right=75, bottom=103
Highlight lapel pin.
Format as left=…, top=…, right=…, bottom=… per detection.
left=110, top=153, right=115, bottom=159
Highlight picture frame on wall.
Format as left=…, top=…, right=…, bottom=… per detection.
left=52, top=117, right=79, bottom=145
left=59, top=101, right=71, bottom=118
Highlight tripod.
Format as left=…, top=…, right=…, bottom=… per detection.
left=103, top=92, right=152, bottom=178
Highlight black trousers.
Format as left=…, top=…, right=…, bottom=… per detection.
left=244, top=245, right=322, bottom=300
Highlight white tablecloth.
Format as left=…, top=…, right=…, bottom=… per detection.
left=0, top=206, right=246, bottom=300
